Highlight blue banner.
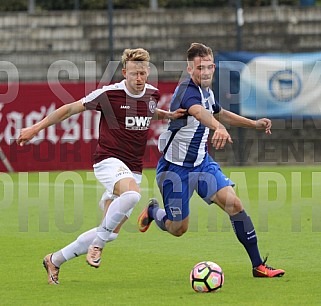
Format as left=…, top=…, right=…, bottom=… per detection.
left=214, top=51, right=321, bottom=118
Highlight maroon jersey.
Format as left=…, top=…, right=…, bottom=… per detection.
left=82, top=80, right=160, bottom=173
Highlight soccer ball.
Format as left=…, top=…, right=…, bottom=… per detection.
left=190, top=261, right=224, bottom=293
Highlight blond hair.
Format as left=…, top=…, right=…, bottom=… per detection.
left=121, top=48, right=150, bottom=68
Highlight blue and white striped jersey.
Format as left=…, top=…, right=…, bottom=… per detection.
left=158, top=78, right=221, bottom=167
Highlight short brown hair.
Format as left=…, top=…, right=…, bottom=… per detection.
left=187, top=43, right=213, bottom=61
left=121, top=48, right=150, bottom=68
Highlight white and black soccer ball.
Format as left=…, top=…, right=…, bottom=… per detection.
left=190, top=261, right=224, bottom=293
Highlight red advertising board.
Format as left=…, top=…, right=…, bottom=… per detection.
left=0, top=81, right=177, bottom=172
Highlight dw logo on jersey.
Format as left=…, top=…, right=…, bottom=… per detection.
left=125, top=116, right=152, bottom=130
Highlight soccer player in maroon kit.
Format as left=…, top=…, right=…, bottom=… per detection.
left=17, top=48, right=185, bottom=284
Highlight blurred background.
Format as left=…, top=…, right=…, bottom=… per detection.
left=0, top=0, right=321, bottom=172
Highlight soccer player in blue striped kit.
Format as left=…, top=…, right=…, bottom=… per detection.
left=138, top=42, right=285, bottom=278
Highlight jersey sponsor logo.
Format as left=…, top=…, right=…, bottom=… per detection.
left=125, top=116, right=152, bottom=130
left=120, top=105, right=130, bottom=109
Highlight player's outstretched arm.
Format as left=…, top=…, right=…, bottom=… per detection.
left=255, top=118, right=272, bottom=134
left=215, top=109, right=272, bottom=134
left=154, top=108, right=187, bottom=120
left=17, top=100, right=86, bottom=146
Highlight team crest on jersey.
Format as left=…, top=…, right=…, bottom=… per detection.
left=149, top=98, right=156, bottom=113
left=170, top=207, right=182, bottom=217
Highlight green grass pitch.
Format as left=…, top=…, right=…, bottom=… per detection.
left=0, top=166, right=321, bottom=305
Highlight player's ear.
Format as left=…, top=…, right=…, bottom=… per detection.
left=187, top=65, right=192, bottom=75
left=121, top=68, right=126, bottom=78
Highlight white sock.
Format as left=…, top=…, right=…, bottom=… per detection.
left=51, top=251, right=66, bottom=268
left=93, top=191, right=141, bottom=247
left=156, top=209, right=166, bottom=222
left=61, top=228, right=97, bottom=261
left=51, top=228, right=119, bottom=267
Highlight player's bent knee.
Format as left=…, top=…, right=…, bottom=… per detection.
left=234, top=197, right=243, bottom=213
left=172, top=229, right=187, bottom=237
left=120, top=190, right=141, bottom=210
left=169, top=222, right=188, bottom=237
left=106, top=232, right=118, bottom=242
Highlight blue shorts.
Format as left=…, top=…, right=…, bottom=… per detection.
left=156, top=154, right=234, bottom=221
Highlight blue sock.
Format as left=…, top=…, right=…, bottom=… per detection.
left=230, top=210, right=263, bottom=268
left=148, top=205, right=167, bottom=231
